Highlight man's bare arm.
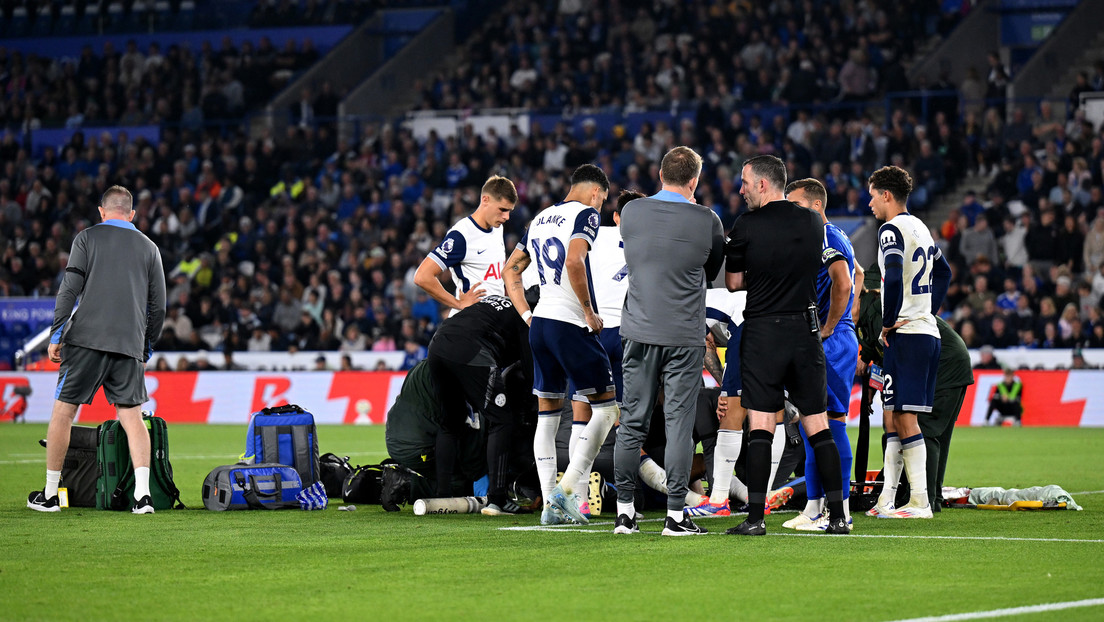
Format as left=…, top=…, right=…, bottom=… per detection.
left=821, top=259, right=852, bottom=339
left=503, top=247, right=533, bottom=323
left=413, top=256, right=484, bottom=311
left=704, top=333, right=724, bottom=385
left=565, top=237, right=602, bottom=333
left=726, top=270, right=746, bottom=291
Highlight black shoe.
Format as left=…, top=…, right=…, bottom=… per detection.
left=730, top=501, right=750, bottom=513
left=27, top=490, right=60, bottom=512
left=661, top=515, right=708, bottom=536
left=824, top=517, right=850, bottom=534
left=613, top=513, right=639, bottom=534
left=725, top=518, right=766, bottom=536
left=132, top=495, right=155, bottom=514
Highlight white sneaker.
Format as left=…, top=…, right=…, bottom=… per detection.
left=795, top=514, right=828, bottom=531
left=783, top=513, right=820, bottom=530
left=866, top=500, right=895, bottom=517
left=884, top=502, right=933, bottom=519
left=540, top=504, right=567, bottom=525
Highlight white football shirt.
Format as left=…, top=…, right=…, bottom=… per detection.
left=878, top=213, right=940, bottom=338
left=587, top=226, right=628, bottom=327
left=427, top=216, right=505, bottom=317
left=519, top=200, right=600, bottom=328
left=705, top=288, right=746, bottom=340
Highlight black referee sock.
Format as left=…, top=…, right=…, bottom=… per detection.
left=809, top=429, right=845, bottom=520
left=746, top=429, right=774, bottom=522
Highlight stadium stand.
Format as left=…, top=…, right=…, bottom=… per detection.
left=0, top=0, right=1101, bottom=370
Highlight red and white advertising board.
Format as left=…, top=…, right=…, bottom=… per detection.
left=1, top=370, right=1102, bottom=426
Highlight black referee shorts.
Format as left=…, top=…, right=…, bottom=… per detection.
left=739, top=316, right=827, bottom=416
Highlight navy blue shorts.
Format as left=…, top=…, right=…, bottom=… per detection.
left=570, top=326, right=623, bottom=402
left=824, top=324, right=858, bottom=415
left=530, top=317, right=615, bottom=400
left=882, top=332, right=940, bottom=414
left=720, top=323, right=743, bottom=397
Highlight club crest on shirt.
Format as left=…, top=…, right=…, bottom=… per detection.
left=879, top=230, right=900, bottom=251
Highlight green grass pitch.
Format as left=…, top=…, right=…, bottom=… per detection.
left=1, top=424, right=1102, bottom=621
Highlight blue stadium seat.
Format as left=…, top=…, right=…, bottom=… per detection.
left=152, top=0, right=172, bottom=30
left=9, top=6, right=30, bottom=37
left=76, top=1, right=101, bottom=35
left=176, top=0, right=196, bottom=30
left=57, top=4, right=77, bottom=34
left=31, top=5, right=54, bottom=36
left=130, top=0, right=150, bottom=33
left=105, top=1, right=124, bottom=32
left=8, top=322, right=31, bottom=339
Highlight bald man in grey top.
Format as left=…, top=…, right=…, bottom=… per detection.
left=28, top=185, right=166, bottom=514
left=613, top=146, right=725, bottom=536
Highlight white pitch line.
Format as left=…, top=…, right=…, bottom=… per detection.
left=1070, top=490, right=1104, bottom=496
left=771, top=532, right=1104, bottom=544
left=885, top=597, right=1104, bottom=622
left=500, top=525, right=1104, bottom=543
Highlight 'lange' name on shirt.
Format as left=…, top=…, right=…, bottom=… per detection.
left=534, top=214, right=566, bottom=227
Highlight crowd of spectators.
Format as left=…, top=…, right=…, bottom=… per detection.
left=248, top=0, right=392, bottom=28
left=418, top=0, right=956, bottom=114
left=1, top=0, right=1099, bottom=371
left=935, top=56, right=1104, bottom=351
left=0, top=34, right=321, bottom=132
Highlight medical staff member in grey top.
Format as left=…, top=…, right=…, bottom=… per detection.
left=28, top=185, right=166, bottom=514
left=613, top=146, right=725, bottom=536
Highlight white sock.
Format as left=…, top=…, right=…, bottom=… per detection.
left=710, top=429, right=742, bottom=504
left=134, top=467, right=151, bottom=500
left=568, top=421, right=590, bottom=499
left=879, top=435, right=903, bottom=507
left=667, top=509, right=684, bottom=521
left=45, top=469, right=61, bottom=499
left=534, top=414, right=560, bottom=503
left=638, top=456, right=667, bottom=493
left=617, top=501, right=635, bottom=518
left=729, top=475, right=749, bottom=503
left=560, top=403, right=617, bottom=495
left=901, top=435, right=929, bottom=507
left=685, top=491, right=708, bottom=506
left=767, top=422, right=786, bottom=491
left=803, top=497, right=823, bottom=519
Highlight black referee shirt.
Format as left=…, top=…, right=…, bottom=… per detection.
left=427, top=295, right=530, bottom=368
left=724, top=199, right=822, bottom=320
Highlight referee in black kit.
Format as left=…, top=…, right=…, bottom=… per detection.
left=723, top=155, right=849, bottom=536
